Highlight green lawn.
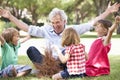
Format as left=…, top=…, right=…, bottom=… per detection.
left=0, top=55, right=120, bottom=80
left=80, top=34, right=120, bottom=38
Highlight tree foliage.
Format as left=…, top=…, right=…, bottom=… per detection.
left=0, top=0, right=119, bottom=26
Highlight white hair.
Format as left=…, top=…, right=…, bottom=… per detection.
left=48, top=8, right=67, bottom=23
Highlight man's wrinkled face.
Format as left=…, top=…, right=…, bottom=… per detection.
left=51, top=15, right=66, bottom=34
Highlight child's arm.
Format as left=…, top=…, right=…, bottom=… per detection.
left=57, top=49, right=70, bottom=64
left=20, top=35, right=31, bottom=44
left=104, top=16, right=120, bottom=46
left=0, top=35, right=5, bottom=46
left=84, top=52, right=88, bottom=60
left=51, top=45, right=70, bottom=63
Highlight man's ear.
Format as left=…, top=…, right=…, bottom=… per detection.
left=64, top=20, right=67, bottom=24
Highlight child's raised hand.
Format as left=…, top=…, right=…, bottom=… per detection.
left=51, top=44, right=61, bottom=53
left=115, top=16, right=120, bottom=24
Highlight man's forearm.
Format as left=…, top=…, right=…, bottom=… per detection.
left=9, top=14, right=29, bottom=32
left=93, top=9, right=111, bottom=25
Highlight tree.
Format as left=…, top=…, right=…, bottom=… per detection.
left=0, top=0, right=63, bottom=25
left=114, top=0, right=120, bottom=34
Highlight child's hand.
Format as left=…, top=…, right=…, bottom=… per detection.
left=51, top=44, right=59, bottom=51
left=51, top=45, right=61, bottom=53
left=115, top=16, right=120, bottom=24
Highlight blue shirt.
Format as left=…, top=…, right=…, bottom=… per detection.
left=28, top=22, right=93, bottom=58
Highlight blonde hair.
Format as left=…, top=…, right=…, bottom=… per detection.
left=61, top=27, right=80, bottom=47
left=2, top=28, right=19, bottom=43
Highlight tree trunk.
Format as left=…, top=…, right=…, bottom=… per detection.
left=114, top=0, right=120, bottom=34
left=117, top=25, right=120, bottom=34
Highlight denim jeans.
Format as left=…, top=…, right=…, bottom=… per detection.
left=27, top=46, right=66, bottom=69
left=27, top=46, right=43, bottom=64
left=61, top=68, right=86, bottom=79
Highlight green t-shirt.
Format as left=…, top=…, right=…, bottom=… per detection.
left=1, top=42, right=20, bottom=70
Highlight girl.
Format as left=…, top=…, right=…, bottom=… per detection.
left=86, top=16, right=120, bottom=76
left=0, top=27, right=31, bottom=77
left=52, top=27, right=88, bottom=80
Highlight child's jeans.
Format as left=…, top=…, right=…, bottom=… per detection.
left=0, top=65, right=15, bottom=77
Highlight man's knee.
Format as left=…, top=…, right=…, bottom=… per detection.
left=27, top=46, right=35, bottom=53
left=26, top=46, right=43, bottom=63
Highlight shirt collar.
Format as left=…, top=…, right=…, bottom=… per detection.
left=49, top=25, right=66, bottom=36
left=8, top=43, right=15, bottom=47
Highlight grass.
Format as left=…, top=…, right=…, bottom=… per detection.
left=0, top=55, right=120, bottom=80
left=0, top=30, right=120, bottom=80
left=80, top=33, right=120, bottom=38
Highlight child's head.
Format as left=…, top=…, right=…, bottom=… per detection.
left=94, top=19, right=112, bottom=37
left=2, top=27, right=19, bottom=45
left=61, top=27, right=80, bottom=47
